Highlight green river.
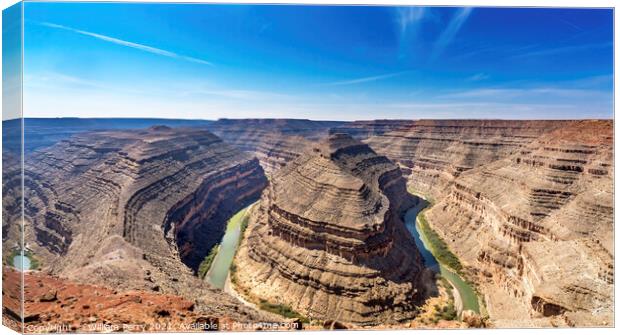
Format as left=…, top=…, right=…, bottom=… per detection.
left=404, top=196, right=480, bottom=314
left=205, top=206, right=251, bottom=289
left=206, top=196, right=479, bottom=316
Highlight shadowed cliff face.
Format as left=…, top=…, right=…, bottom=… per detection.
left=2, top=126, right=268, bottom=310
left=234, top=133, right=424, bottom=325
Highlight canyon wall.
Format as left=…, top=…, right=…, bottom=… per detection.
left=203, top=118, right=613, bottom=326
left=3, top=118, right=613, bottom=328
left=331, top=120, right=417, bottom=139
left=2, top=126, right=271, bottom=323
left=423, top=120, right=613, bottom=326
left=233, top=133, right=425, bottom=325
left=364, top=120, right=575, bottom=198
left=206, top=119, right=409, bottom=175
left=206, top=119, right=343, bottom=175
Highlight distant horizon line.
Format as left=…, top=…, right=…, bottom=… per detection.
left=2, top=116, right=614, bottom=122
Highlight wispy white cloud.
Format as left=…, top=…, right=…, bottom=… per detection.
left=396, top=7, right=427, bottom=34
left=394, top=7, right=435, bottom=60
left=25, top=72, right=100, bottom=88
left=321, top=71, right=410, bottom=86
left=438, top=87, right=611, bottom=100
left=557, top=18, right=583, bottom=32
left=563, top=74, right=613, bottom=88
left=430, top=7, right=473, bottom=61
left=467, top=73, right=490, bottom=81
left=386, top=101, right=572, bottom=110
left=25, top=88, right=612, bottom=121
left=39, top=22, right=214, bottom=66
left=510, top=42, right=612, bottom=59
left=439, top=88, right=526, bottom=99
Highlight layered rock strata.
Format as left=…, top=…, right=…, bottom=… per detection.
left=206, top=119, right=419, bottom=176
left=2, top=126, right=271, bottom=321
left=424, top=120, right=613, bottom=326
left=331, top=119, right=416, bottom=140
left=234, top=133, right=424, bottom=325
left=207, top=119, right=343, bottom=175
left=364, top=120, right=575, bottom=198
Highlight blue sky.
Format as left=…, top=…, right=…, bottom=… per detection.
left=21, top=3, right=613, bottom=120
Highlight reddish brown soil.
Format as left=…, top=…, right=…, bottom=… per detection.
left=2, top=268, right=231, bottom=333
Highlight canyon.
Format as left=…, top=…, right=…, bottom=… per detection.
left=364, top=120, right=577, bottom=198
left=2, top=125, right=277, bottom=330
left=205, top=119, right=342, bottom=175
left=2, top=118, right=614, bottom=330
left=232, top=133, right=425, bottom=325
left=423, top=120, right=614, bottom=327
left=208, top=119, right=614, bottom=327
left=205, top=119, right=413, bottom=175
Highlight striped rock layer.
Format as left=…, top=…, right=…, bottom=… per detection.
left=234, top=133, right=424, bottom=325
left=424, top=120, right=613, bottom=327
left=364, top=120, right=577, bottom=198
left=2, top=126, right=270, bottom=322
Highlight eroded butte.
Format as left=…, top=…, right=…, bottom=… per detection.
left=233, top=133, right=425, bottom=325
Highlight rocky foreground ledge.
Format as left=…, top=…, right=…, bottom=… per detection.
left=233, top=133, right=425, bottom=326
left=2, top=268, right=292, bottom=333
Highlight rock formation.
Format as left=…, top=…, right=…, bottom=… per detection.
left=2, top=118, right=614, bottom=329
left=364, top=120, right=575, bottom=198
left=2, top=268, right=283, bottom=333
left=233, top=133, right=424, bottom=325
left=206, top=118, right=409, bottom=175
left=206, top=119, right=343, bottom=175
left=2, top=126, right=272, bottom=322
left=423, top=120, right=613, bottom=326
left=331, top=119, right=416, bottom=140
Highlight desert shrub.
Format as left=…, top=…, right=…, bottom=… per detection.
left=258, top=301, right=309, bottom=323
left=437, top=301, right=457, bottom=321
left=25, top=250, right=40, bottom=270
left=197, top=243, right=219, bottom=279
left=240, top=215, right=250, bottom=233
left=418, top=214, right=463, bottom=273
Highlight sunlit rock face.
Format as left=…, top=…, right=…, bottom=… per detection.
left=364, top=120, right=576, bottom=198
left=234, top=133, right=424, bottom=326
left=423, top=120, right=613, bottom=327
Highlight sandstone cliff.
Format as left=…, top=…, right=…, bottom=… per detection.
left=364, top=120, right=575, bottom=198
left=3, top=118, right=613, bottom=329
left=206, top=119, right=343, bottom=175
left=331, top=120, right=417, bottom=139
left=233, top=133, right=424, bottom=325
left=423, top=120, right=613, bottom=326
left=206, top=118, right=408, bottom=176
left=2, top=126, right=272, bottom=322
